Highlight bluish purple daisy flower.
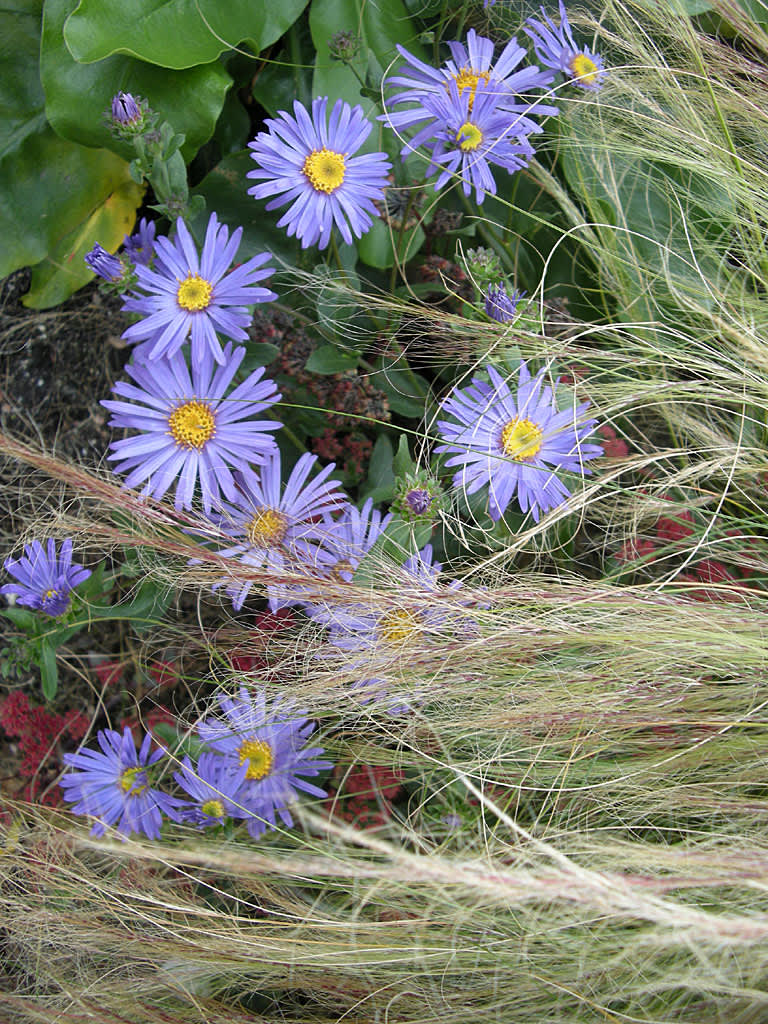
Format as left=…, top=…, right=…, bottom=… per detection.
left=121, top=212, right=277, bottom=368
left=308, top=544, right=461, bottom=650
left=1, top=538, right=91, bottom=617
left=436, top=361, right=603, bottom=522
left=59, top=727, right=180, bottom=839
left=101, top=342, right=282, bottom=514
left=196, top=687, right=332, bottom=839
left=173, top=752, right=248, bottom=829
left=485, top=283, right=525, bottom=323
left=382, top=28, right=556, bottom=145
left=123, top=217, right=156, bottom=267
left=320, top=498, right=392, bottom=582
left=85, top=243, right=126, bottom=283
left=247, top=97, right=392, bottom=250
left=404, top=81, right=536, bottom=202
left=204, top=450, right=348, bottom=611
left=524, top=2, right=606, bottom=90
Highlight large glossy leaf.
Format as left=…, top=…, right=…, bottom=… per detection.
left=560, top=106, right=734, bottom=320
left=0, top=1, right=46, bottom=161
left=64, top=0, right=310, bottom=69
left=0, top=125, right=142, bottom=303
left=42, top=0, right=231, bottom=161
left=26, top=175, right=143, bottom=307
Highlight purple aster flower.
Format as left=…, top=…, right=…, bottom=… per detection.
left=173, top=752, right=248, bottom=829
left=308, top=544, right=460, bottom=649
left=404, top=81, right=536, bottom=203
left=247, top=96, right=392, bottom=250
left=85, top=243, right=126, bottom=283
left=204, top=450, right=348, bottom=611
left=123, top=217, right=156, bottom=267
left=196, top=687, right=332, bottom=839
left=485, top=283, right=525, bottom=323
left=101, top=342, right=282, bottom=513
left=382, top=28, right=556, bottom=145
left=1, top=538, right=91, bottom=617
left=436, top=361, right=603, bottom=522
left=524, top=2, right=606, bottom=90
left=121, top=212, right=277, bottom=368
left=59, top=727, right=180, bottom=839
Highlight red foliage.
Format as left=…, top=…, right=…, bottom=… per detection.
left=324, top=762, right=406, bottom=830
left=0, top=691, right=91, bottom=778
left=597, top=424, right=629, bottom=458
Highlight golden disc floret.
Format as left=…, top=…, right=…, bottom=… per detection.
left=246, top=508, right=288, bottom=548
left=303, top=148, right=346, bottom=194
left=168, top=400, right=216, bottom=450
left=500, top=417, right=544, bottom=461
left=238, top=739, right=273, bottom=781
left=451, top=67, right=490, bottom=110
left=456, top=121, right=483, bottom=152
left=176, top=272, right=213, bottom=311
left=570, top=53, right=600, bottom=86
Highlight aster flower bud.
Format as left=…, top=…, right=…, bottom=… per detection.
left=108, top=91, right=149, bottom=136
left=392, top=472, right=445, bottom=523
left=84, top=243, right=126, bottom=284
left=328, top=30, right=361, bottom=63
left=464, top=247, right=503, bottom=292
left=485, top=282, right=525, bottom=324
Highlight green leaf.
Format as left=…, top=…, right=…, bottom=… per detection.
left=26, top=174, right=144, bottom=307
left=361, top=433, right=394, bottom=500
left=373, top=355, right=430, bottom=418
left=352, top=516, right=431, bottom=584
left=1, top=606, right=38, bottom=632
left=0, top=124, right=142, bottom=291
left=392, top=433, right=415, bottom=478
left=305, top=344, right=359, bottom=374
left=152, top=721, right=204, bottom=759
left=191, top=149, right=301, bottom=268
left=0, top=1, right=46, bottom=162
left=43, top=0, right=232, bottom=162
left=39, top=639, right=59, bottom=701
left=242, top=342, right=280, bottom=369
left=560, top=106, right=734, bottom=319
left=89, top=578, right=173, bottom=633
left=64, top=0, right=311, bottom=69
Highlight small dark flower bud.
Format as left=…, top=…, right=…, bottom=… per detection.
left=328, top=30, right=361, bottom=63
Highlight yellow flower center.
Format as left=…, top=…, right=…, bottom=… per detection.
left=120, top=767, right=147, bottom=796
left=168, top=400, right=216, bottom=449
left=451, top=67, right=490, bottom=110
left=176, top=273, right=213, bottom=311
left=246, top=508, right=288, bottom=548
left=43, top=588, right=58, bottom=601
left=380, top=608, right=420, bottom=644
left=570, top=53, right=600, bottom=86
left=500, top=418, right=544, bottom=461
left=456, top=121, right=483, bottom=152
left=201, top=799, right=225, bottom=818
left=303, top=148, right=346, bottom=194
left=332, top=559, right=354, bottom=581
left=238, top=739, right=273, bottom=781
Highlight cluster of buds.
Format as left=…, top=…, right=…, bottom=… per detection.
left=463, top=246, right=503, bottom=293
